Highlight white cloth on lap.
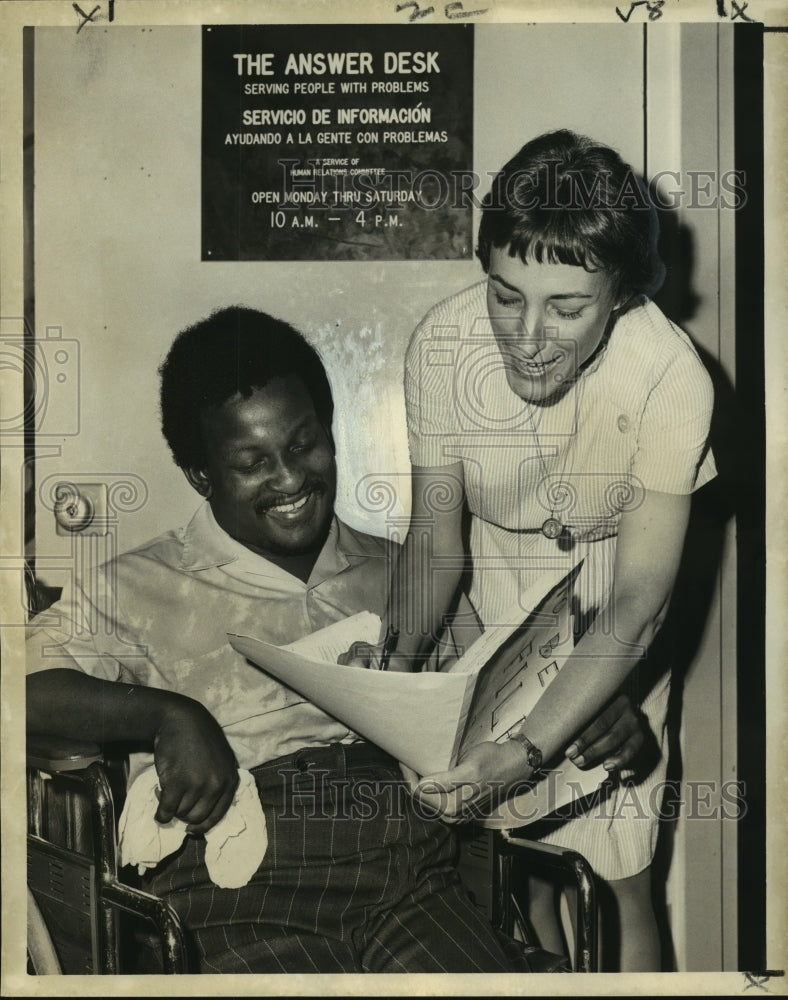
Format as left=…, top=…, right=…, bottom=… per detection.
left=118, top=766, right=267, bottom=889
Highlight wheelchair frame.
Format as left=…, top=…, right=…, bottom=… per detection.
left=27, top=735, right=187, bottom=974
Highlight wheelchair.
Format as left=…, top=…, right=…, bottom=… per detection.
left=26, top=731, right=598, bottom=975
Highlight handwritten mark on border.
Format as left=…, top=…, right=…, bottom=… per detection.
left=742, top=971, right=787, bottom=993
left=617, top=0, right=759, bottom=21
left=395, top=1, right=489, bottom=22
left=73, top=1, right=116, bottom=32
left=615, top=0, right=664, bottom=22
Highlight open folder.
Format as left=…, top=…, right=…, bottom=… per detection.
left=227, top=563, right=608, bottom=828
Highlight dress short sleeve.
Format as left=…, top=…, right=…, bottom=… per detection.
left=632, top=339, right=717, bottom=494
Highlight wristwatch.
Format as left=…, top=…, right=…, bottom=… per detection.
left=508, top=725, right=543, bottom=774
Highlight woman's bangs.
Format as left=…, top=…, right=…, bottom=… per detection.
left=507, top=220, right=605, bottom=274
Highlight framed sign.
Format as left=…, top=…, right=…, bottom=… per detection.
left=202, top=23, right=474, bottom=260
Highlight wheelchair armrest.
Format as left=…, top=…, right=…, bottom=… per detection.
left=497, top=830, right=594, bottom=874
left=494, top=830, right=598, bottom=972
left=27, top=732, right=104, bottom=773
left=27, top=734, right=189, bottom=973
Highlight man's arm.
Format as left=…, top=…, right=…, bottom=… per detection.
left=27, top=669, right=238, bottom=834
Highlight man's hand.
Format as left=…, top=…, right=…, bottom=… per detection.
left=337, top=640, right=413, bottom=672
left=337, top=639, right=381, bottom=668
left=153, top=700, right=239, bottom=835
left=564, top=693, right=647, bottom=772
left=27, top=669, right=239, bottom=836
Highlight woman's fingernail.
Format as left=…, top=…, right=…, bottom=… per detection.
left=573, top=754, right=585, bottom=767
left=565, top=744, right=578, bottom=758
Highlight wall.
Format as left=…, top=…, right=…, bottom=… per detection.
left=645, top=24, right=738, bottom=971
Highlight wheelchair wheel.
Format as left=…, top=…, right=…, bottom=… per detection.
left=27, top=888, right=62, bottom=975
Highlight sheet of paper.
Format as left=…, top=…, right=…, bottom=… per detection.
left=229, top=566, right=582, bottom=781
left=479, top=757, right=608, bottom=830
left=444, top=566, right=571, bottom=676
left=282, top=610, right=381, bottom=663
left=457, top=571, right=577, bottom=752
left=453, top=564, right=607, bottom=825
left=228, top=630, right=476, bottom=774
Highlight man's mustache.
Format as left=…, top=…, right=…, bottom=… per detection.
left=254, top=479, right=331, bottom=516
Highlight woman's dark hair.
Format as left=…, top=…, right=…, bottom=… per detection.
left=476, top=129, right=665, bottom=303
left=159, top=306, right=334, bottom=470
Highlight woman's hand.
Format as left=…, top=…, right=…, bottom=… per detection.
left=409, top=692, right=651, bottom=823
left=566, top=692, right=648, bottom=772
left=411, top=740, right=530, bottom=823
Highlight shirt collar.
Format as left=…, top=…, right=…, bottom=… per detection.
left=179, top=501, right=355, bottom=585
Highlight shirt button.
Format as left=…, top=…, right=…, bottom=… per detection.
left=617, top=414, right=630, bottom=432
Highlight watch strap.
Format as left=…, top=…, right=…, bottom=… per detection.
left=508, top=725, right=543, bottom=773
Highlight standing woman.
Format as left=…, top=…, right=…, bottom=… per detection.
left=391, top=130, right=716, bottom=969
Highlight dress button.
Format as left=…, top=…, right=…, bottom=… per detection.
left=617, top=414, right=630, bottom=432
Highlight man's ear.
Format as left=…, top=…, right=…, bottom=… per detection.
left=184, top=466, right=212, bottom=499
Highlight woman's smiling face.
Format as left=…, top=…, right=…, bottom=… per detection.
left=486, top=246, right=621, bottom=405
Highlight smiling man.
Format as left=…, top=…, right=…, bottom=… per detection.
left=26, top=307, right=520, bottom=973
left=26, top=306, right=645, bottom=974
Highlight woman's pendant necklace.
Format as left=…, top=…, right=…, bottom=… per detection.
left=526, top=379, right=586, bottom=540
left=541, top=516, right=563, bottom=539
left=525, top=404, right=567, bottom=539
